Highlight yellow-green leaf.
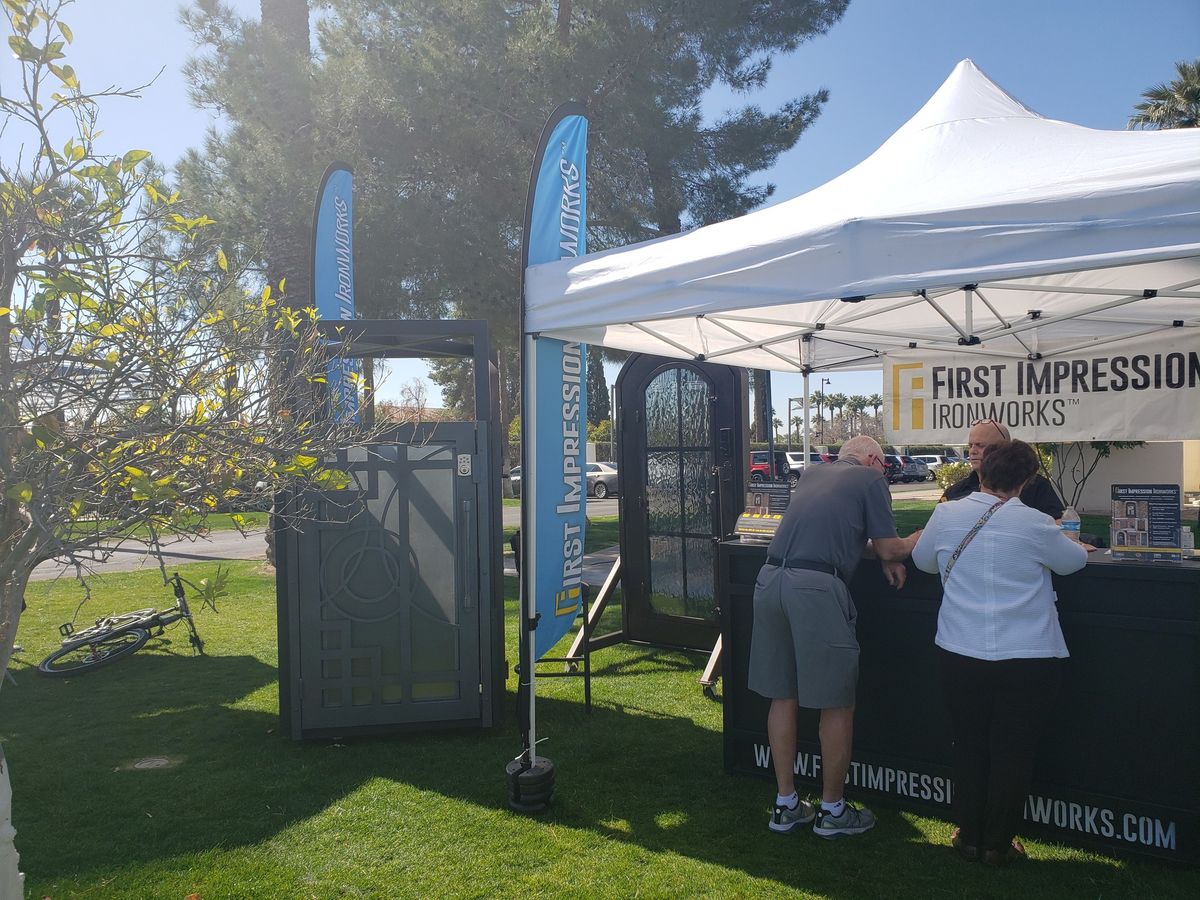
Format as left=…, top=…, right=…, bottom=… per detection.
left=58, top=20, right=73, bottom=43
left=5, top=482, right=33, bottom=503
left=122, top=149, right=150, bottom=168
left=216, top=249, right=228, bottom=272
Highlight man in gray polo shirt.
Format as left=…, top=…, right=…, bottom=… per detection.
left=750, top=435, right=920, bottom=838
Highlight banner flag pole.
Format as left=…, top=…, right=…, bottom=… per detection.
left=511, top=102, right=589, bottom=812
left=311, top=161, right=360, bottom=423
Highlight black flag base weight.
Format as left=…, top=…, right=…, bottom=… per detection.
left=506, top=756, right=556, bottom=813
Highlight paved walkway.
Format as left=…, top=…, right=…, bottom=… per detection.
left=31, top=483, right=939, bottom=583
left=31, top=529, right=271, bottom=582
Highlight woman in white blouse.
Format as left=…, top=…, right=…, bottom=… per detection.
left=913, top=440, right=1088, bottom=865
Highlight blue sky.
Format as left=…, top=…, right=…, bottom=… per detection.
left=3, top=0, right=1196, bottom=408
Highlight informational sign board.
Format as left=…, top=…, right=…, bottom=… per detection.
left=734, top=485, right=791, bottom=540
left=1111, top=484, right=1182, bottom=563
left=883, top=331, right=1200, bottom=444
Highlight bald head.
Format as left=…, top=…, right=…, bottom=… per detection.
left=840, top=435, right=884, bottom=465
left=967, top=419, right=1011, bottom=471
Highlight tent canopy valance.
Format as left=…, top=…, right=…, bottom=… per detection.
left=523, top=60, right=1200, bottom=373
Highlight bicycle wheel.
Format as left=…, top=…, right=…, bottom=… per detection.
left=37, top=628, right=150, bottom=676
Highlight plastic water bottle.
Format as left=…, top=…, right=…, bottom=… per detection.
left=1061, top=506, right=1081, bottom=541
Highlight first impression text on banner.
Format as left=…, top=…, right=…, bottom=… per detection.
left=884, top=332, right=1200, bottom=444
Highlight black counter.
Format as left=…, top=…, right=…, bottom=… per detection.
left=719, top=539, right=1200, bottom=862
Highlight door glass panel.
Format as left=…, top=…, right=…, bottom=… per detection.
left=683, top=537, right=716, bottom=619
left=647, top=450, right=682, bottom=533
left=645, top=369, right=681, bottom=447
left=681, top=451, right=712, bottom=532
left=640, top=365, right=717, bottom=622
left=648, top=535, right=686, bottom=617
left=679, top=369, right=712, bottom=447
left=408, top=466, right=460, bottom=672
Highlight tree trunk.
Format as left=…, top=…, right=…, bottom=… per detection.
left=259, top=0, right=314, bottom=310
left=0, top=568, right=30, bottom=898
left=0, top=747, right=22, bottom=898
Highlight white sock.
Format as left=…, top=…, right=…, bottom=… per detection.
left=776, top=791, right=799, bottom=809
left=821, top=798, right=846, bottom=817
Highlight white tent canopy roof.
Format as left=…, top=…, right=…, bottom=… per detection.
left=524, top=60, right=1200, bottom=372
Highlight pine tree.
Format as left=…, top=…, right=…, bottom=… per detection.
left=179, top=0, right=849, bottom=427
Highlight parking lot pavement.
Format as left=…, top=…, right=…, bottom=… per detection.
left=890, top=482, right=944, bottom=501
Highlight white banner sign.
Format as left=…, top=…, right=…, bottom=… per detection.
left=884, top=331, right=1200, bottom=444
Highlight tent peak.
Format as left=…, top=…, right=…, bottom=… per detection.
left=902, top=58, right=1043, bottom=133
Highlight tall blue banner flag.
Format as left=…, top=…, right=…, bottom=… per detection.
left=312, top=162, right=360, bottom=422
left=522, top=106, right=588, bottom=661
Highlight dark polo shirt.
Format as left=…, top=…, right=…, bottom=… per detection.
left=767, top=457, right=898, bottom=580
left=942, top=470, right=1065, bottom=519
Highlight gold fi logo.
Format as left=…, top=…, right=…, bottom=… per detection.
left=554, top=585, right=582, bottom=617
left=891, top=363, right=925, bottom=431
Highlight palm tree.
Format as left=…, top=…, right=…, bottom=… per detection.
left=847, top=395, right=868, bottom=434
left=827, top=393, right=848, bottom=439
left=868, top=393, right=883, bottom=435
left=810, top=390, right=827, bottom=439
left=1128, top=59, right=1200, bottom=130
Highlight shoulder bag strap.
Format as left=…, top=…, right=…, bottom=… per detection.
left=943, top=498, right=1008, bottom=581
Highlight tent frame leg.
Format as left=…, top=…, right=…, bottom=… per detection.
left=699, top=634, right=722, bottom=700
left=565, top=556, right=622, bottom=663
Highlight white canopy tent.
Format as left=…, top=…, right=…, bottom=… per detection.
left=525, top=60, right=1200, bottom=380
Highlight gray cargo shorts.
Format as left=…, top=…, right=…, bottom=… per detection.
left=747, top=563, right=859, bottom=709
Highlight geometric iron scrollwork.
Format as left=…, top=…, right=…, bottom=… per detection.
left=320, top=467, right=414, bottom=623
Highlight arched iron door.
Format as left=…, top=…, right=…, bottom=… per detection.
left=617, top=356, right=748, bottom=650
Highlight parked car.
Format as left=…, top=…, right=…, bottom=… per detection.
left=509, top=465, right=522, bottom=497
left=750, top=450, right=794, bottom=486
left=900, top=455, right=930, bottom=483
left=586, top=462, right=620, bottom=499
left=882, top=454, right=905, bottom=484
left=911, top=454, right=955, bottom=479
left=784, top=451, right=838, bottom=469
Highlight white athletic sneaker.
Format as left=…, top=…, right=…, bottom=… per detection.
left=769, top=798, right=816, bottom=833
left=813, top=801, right=876, bottom=838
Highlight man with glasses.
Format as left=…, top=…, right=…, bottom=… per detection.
left=749, top=435, right=920, bottom=839
left=942, top=420, right=1064, bottom=519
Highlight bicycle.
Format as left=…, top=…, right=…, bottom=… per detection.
left=37, top=572, right=216, bottom=677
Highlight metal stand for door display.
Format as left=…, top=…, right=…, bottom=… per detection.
left=275, top=320, right=506, bottom=740
left=566, top=353, right=749, bottom=695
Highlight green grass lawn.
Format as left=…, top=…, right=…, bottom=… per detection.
left=4, top=557, right=1198, bottom=898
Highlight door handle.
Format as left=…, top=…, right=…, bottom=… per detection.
left=461, top=498, right=476, bottom=610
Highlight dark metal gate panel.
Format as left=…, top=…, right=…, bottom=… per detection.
left=289, top=423, right=483, bottom=734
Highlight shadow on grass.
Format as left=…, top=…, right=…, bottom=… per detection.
left=4, top=643, right=1195, bottom=899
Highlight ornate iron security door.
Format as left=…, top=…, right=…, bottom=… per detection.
left=618, top=356, right=747, bottom=650
left=280, top=423, right=485, bottom=736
